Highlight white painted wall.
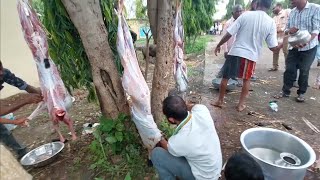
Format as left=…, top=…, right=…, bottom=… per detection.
left=1, top=0, right=39, bottom=98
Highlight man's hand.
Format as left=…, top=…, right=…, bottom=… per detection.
left=12, top=118, right=28, bottom=126
left=288, top=27, right=299, bottom=34
left=224, top=52, right=228, bottom=59
left=293, top=43, right=307, bottom=49
left=26, top=93, right=43, bottom=104
left=270, top=43, right=283, bottom=52
left=214, top=46, right=221, bottom=56
left=159, top=136, right=168, bottom=150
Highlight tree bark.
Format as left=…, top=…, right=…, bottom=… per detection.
left=61, top=0, right=128, bottom=118
left=144, top=30, right=151, bottom=80
left=151, top=0, right=174, bottom=123
left=147, top=0, right=158, bottom=44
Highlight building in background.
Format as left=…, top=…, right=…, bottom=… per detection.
left=0, top=0, right=39, bottom=98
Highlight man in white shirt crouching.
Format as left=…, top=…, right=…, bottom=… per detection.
left=151, top=96, right=222, bottom=180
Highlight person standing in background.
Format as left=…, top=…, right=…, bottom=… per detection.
left=218, top=23, right=223, bottom=35
left=269, top=3, right=290, bottom=71
left=216, top=5, right=244, bottom=78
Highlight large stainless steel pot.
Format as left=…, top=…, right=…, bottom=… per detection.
left=240, top=127, right=316, bottom=180
left=288, top=30, right=311, bottom=47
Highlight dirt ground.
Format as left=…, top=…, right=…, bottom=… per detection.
left=4, top=37, right=320, bottom=179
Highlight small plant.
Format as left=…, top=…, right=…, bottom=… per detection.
left=89, top=114, right=154, bottom=178
left=159, top=120, right=176, bottom=139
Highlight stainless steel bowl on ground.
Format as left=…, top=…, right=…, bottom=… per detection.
left=20, top=142, right=64, bottom=168
left=240, top=127, right=316, bottom=180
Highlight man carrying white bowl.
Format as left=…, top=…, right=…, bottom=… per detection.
left=275, top=0, right=320, bottom=102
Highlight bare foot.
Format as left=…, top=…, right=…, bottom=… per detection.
left=236, top=104, right=247, bottom=112
left=59, top=137, right=66, bottom=143
left=71, top=135, right=77, bottom=141
left=210, top=100, right=224, bottom=108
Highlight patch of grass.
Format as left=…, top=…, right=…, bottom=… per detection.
left=187, top=64, right=201, bottom=78
left=185, top=35, right=214, bottom=55
left=159, top=120, right=176, bottom=139
left=89, top=114, right=155, bottom=179
left=135, top=38, right=154, bottom=46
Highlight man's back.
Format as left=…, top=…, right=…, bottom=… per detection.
left=168, top=105, right=222, bottom=179
left=228, top=11, right=277, bottom=61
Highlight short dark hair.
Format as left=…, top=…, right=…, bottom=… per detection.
left=162, top=96, right=188, bottom=121
left=275, top=2, right=283, bottom=7
left=257, top=0, right=273, bottom=9
left=225, top=152, right=264, bottom=180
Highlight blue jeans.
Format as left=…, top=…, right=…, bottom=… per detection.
left=282, top=47, right=317, bottom=95
left=0, top=124, right=27, bottom=159
left=151, top=147, right=195, bottom=180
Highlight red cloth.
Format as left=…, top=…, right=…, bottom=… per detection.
left=238, top=58, right=256, bottom=80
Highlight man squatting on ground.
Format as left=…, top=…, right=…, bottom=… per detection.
left=151, top=96, right=222, bottom=180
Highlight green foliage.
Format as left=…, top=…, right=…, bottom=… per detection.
left=135, top=0, right=147, bottom=19
left=40, top=0, right=122, bottom=101
left=225, top=0, right=246, bottom=20
left=159, top=120, right=175, bottom=139
left=185, top=35, right=213, bottom=55
left=183, top=0, right=216, bottom=43
left=42, top=0, right=95, bottom=100
left=90, top=114, right=153, bottom=178
left=100, top=0, right=123, bottom=73
left=31, top=0, right=44, bottom=20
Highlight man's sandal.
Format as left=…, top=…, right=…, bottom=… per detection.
left=268, top=68, right=278, bottom=71
left=274, top=92, right=290, bottom=99
left=296, top=94, right=305, bottom=102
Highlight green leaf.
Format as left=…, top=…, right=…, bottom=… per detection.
left=100, top=119, right=115, bottom=132
left=105, top=136, right=117, bottom=144
left=124, top=172, right=131, bottom=180
left=115, top=132, right=123, bottom=142
left=89, top=164, right=97, bottom=170
left=116, top=123, right=124, bottom=132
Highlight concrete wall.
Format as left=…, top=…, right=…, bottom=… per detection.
left=1, top=0, right=39, bottom=98
left=127, top=19, right=149, bottom=39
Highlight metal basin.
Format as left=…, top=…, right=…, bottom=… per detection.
left=212, top=78, right=237, bottom=90
left=240, top=128, right=316, bottom=180
left=20, top=142, right=64, bottom=168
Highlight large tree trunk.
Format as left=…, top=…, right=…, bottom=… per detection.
left=147, top=0, right=158, bottom=44
left=151, top=0, right=174, bottom=123
left=61, top=0, right=128, bottom=118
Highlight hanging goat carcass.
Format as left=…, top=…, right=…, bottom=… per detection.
left=17, top=0, right=76, bottom=142
left=116, top=0, right=162, bottom=150
left=173, top=2, right=188, bottom=93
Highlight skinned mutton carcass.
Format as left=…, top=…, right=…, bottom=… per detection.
left=174, top=1, right=188, bottom=94
left=17, top=0, right=76, bottom=143
left=116, top=0, right=161, bottom=150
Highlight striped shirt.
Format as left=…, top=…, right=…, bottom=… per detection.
left=286, top=2, right=320, bottom=51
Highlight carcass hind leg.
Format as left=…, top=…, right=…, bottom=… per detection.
left=63, top=116, right=77, bottom=141
left=53, top=121, right=65, bottom=143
